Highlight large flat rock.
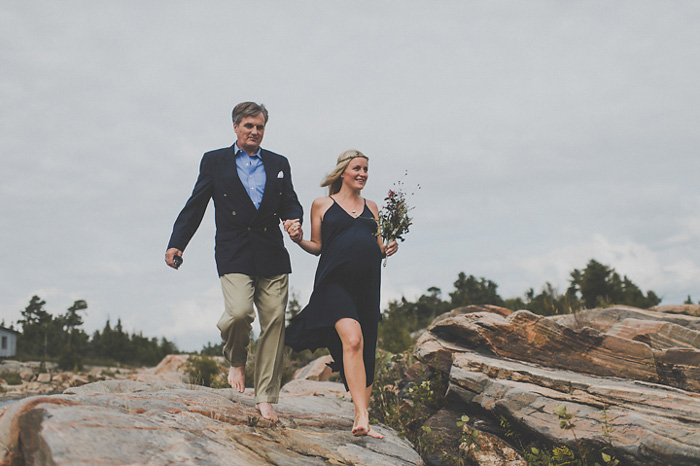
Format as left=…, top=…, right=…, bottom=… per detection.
left=0, top=380, right=422, bottom=466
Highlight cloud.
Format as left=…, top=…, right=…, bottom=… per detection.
left=512, top=234, right=699, bottom=303
left=158, top=286, right=224, bottom=350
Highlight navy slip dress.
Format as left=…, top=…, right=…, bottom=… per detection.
left=285, top=197, right=382, bottom=389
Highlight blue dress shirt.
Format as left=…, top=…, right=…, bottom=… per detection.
left=234, top=143, right=267, bottom=209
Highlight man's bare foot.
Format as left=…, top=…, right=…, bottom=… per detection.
left=256, top=402, right=279, bottom=422
left=228, top=366, right=245, bottom=393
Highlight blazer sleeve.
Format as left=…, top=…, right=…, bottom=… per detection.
left=167, top=153, right=214, bottom=251
left=278, top=157, right=303, bottom=223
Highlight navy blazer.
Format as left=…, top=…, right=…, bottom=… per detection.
left=168, top=146, right=303, bottom=277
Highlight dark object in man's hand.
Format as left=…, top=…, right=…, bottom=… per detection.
left=173, top=256, right=183, bottom=267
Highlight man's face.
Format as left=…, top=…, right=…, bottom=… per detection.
left=234, top=113, right=266, bottom=154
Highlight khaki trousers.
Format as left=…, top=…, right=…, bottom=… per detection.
left=217, top=273, right=288, bottom=404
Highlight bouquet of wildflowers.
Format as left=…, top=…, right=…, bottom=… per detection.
left=377, top=174, right=418, bottom=265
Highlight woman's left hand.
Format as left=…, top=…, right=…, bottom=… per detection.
left=385, top=240, right=399, bottom=257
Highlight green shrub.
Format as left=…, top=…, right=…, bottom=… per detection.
left=370, top=351, right=447, bottom=450
left=184, top=355, right=221, bottom=387
left=501, top=407, right=623, bottom=466
left=0, top=370, right=22, bottom=385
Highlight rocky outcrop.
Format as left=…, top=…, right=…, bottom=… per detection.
left=652, top=304, right=700, bottom=317
left=292, top=354, right=334, bottom=381
left=0, top=378, right=422, bottom=465
left=415, top=305, right=700, bottom=466
left=0, top=360, right=136, bottom=398
left=131, top=353, right=198, bottom=383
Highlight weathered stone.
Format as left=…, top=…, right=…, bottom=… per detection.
left=405, top=361, right=431, bottom=383
left=70, top=375, right=90, bottom=386
left=414, top=332, right=455, bottom=374
left=0, top=361, right=23, bottom=372
left=132, top=353, right=192, bottom=383
left=0, top=380, right=422, bottom=465
left=462, top=430, right=527, bottom=466
left=416, top=305, right=700, bottom=466
left=652, top=304, right=700, bottom=317
left=552, top=306, right=700, bottom=332
left=428, top=308, right=700, bottom=388
left=22, top=382, right=54, bottom=395
left=446, top=348, right=700, bottom=465
left=606, top=318, right=700, bottom=350
left=35, top=374, right=51, bottom=384
left=292, top=354, right=334, bottom=381
left=433, top=305, right=513, bottom=323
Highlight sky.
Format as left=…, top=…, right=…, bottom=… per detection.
left=2, top=2, right=699, bottom=352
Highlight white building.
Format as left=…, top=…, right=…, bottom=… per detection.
left=0, top=327, right=18, bottom=358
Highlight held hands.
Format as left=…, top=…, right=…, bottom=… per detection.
left=284, top=219, right=303, bottom=243
left=165, top=248, right=183, bottom=269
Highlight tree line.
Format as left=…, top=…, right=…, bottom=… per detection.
left=378, top=259, right=664, bottom=353
left=8, top=258, right=679, bottom=368
left=10, top=296, right=178, bottom=370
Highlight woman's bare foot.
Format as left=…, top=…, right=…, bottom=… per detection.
left=352, top=424, right=368, bottom=436
left=228, top=366, right=245, bottom=393
left=352, top=411, right=367, bottom=435
left=352, top=411, right=381, bottom=438
left=256, top=402, right=279, bottom=422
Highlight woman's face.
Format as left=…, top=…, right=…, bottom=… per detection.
left=341, top=157, right=369, bottom=190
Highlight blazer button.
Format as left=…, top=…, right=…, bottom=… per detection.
left=223, top=194, right=228, bottom=197
left=263, top=227, right=267, bottom=232
left=232, top=211, right=236, bottom=216
left=247, top=227, right=252, bottom=231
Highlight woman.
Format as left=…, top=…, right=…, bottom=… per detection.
left=285, top=150, right=398, bottom=438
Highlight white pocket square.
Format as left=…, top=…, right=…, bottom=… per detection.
left=277, top=171, right=284, bottom=179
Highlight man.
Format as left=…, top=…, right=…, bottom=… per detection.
left=165, top=102, right=302, bottom=421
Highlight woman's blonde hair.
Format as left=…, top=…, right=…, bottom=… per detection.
left=321, top=150, right=369, bottom=195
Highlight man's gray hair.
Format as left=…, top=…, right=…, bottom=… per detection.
left=232, top=102, right=269, bottom=126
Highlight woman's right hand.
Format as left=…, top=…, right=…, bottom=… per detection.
left=291, top=225, right=304, bottom=243
left=284, top=219, right=303, bottom=243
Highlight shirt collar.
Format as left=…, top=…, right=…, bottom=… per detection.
left=234, top=142, right=262, bottom=159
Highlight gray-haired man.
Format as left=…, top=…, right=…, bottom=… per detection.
left=166, top=102, right=303, bottom=421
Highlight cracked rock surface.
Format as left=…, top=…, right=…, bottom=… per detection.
left=0, top=379, right=421, bottom=465
left=415, top=304, right=700, bottom=466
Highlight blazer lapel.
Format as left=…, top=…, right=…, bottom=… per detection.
left=257, top=149, right=278, bottom=215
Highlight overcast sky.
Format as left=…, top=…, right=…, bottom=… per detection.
left=2, top=2, right=699, bottom=352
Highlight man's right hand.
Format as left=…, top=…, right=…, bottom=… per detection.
left=165, top=248, right=183, bottom=269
